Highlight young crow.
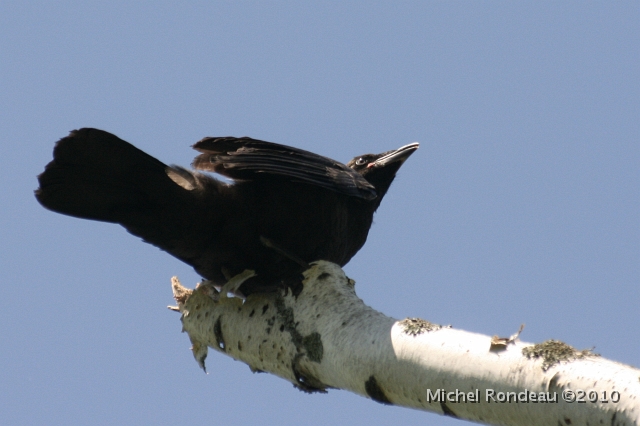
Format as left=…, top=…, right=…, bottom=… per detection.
left=36, top=128, right=418, bottom=296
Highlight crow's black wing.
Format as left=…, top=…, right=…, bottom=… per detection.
left=192, top=137, right=377, bottom=200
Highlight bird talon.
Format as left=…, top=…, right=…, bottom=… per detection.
left=219, top=269, right=257, bottom=298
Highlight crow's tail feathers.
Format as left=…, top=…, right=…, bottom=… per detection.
left=35, top=128, right=219, bottom=269
left=35, top=128, right=179, bottom=223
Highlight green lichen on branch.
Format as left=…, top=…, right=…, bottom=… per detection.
left=399, top=318, right=449, bottom=336
left=522, top=339, right=599, bottom=371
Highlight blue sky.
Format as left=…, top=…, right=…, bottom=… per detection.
left=1, top=2, right=638, bottom=425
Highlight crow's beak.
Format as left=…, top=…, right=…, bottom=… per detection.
left=369, top=142, right=420, bottom=168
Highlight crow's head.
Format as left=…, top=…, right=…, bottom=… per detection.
left=348, top=142, right=419, bottom=205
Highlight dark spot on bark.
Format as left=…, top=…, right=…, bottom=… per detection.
left=292, top=353, right=327, bottom=393
left=302, top=332, right=323, bottom=363
left=563, top=417, right=572, bottom=425
left=440, top=401, right=458, bottom=418
left=237, top=341, right=242, bottom=351
left=214, top=317, right=225, bottom=351
left=262, top=304, right=269, bottom=314
left=365, top=376, right=392, bottom=405
left=249, top=309, right=255, bottom=317
left=318, top=272, right=331, bottom=280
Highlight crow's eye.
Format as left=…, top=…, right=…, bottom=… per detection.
left=355, top=158, right=366, bottom=166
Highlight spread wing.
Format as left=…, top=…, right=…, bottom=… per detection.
left=192, top=137, right=377, bottom=200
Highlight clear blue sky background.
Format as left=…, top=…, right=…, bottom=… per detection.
left=1, top=2, right=638, bottom=425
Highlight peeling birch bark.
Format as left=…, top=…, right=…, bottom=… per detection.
left=169, top=261, right=640, bottom=426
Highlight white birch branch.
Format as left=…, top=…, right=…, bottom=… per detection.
left=169, top=261, right=640, bottom=426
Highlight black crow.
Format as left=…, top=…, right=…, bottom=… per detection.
left=36, top=128, right=418, bottom=295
